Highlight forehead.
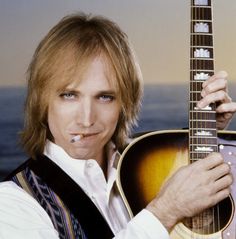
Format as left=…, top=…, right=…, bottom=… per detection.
left=67, top=55, right=117, bottom=92
left=50, top=51, right=118, bottom=93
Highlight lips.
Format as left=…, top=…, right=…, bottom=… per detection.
left=70, top=132, right=100, bottom=141
left=72, top=133, right=97, bottom=138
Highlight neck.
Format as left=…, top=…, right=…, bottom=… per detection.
left=189, top=0, right=217, bottom=163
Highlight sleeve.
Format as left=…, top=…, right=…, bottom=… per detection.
left=113, top=209, right=170, bottom=239
left=0, top=181, right=59, bottom=239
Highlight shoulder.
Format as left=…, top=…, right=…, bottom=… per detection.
left=0, top=181, right=38, bottom=208
left=0, top=181, right=59, bottom=238
left=0, top=181, right=50, bottom=220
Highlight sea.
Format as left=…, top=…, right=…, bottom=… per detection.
left=1, top=85, right=236, bottom=180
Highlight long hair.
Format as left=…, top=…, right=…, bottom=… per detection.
left=21, top=12, right=143, bottom=158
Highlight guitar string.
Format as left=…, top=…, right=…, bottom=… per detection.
left=192, top=3, right=194, bottom=237
left=193, top=5, right=198, bottom=235
left=206, top=1, right=217, bottom=234
left=198, top=4, right=203, bottom=237
left=191, top=2, right=194, bottom=237
left=208, top=0, right=220, bottom=232
left=211, top=0, right=221, bottom=232
left=192, top=2, right=194, bottom=235
left=193, top=3, right=199, bottom=237
left=190, top=2, right=193, bottom=237
left=204, top=4, right=209, bottom=236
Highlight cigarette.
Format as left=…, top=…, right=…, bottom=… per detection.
left=71, top=134, right=83, bottom=143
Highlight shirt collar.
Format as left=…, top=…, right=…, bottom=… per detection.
left=43, top=140, right=120, bottom=184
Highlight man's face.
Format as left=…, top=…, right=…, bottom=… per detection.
left=47, top=55, right=121, bottom=161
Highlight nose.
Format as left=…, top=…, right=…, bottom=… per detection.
left=77, top=98, right=95, bottom=127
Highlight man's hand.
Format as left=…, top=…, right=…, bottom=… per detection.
left=197, top=71, right=236, bottom=129
left=146, top=153, right=233, bottom=232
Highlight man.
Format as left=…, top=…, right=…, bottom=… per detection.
left=0, top=13, right=235, bottom=239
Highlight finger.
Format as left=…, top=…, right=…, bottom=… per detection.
left=202, top=78, right=228, bottom=97
left=212, top=188, right=231, bottom=206
left=216, top=102, right=236, bottom=114
left=216, top=113, right=233, bottom=124
left=197, top=91, right=231, bottom=109
left=195, top=153, right=224, bottom=170
left=213, top=174, right=233, bottom=193
left=202, top=71, right=228, bottom=88
left=210, top=162, right=231, bottom=181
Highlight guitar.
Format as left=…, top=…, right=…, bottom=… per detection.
left=117, top=0, right=236, bottom=238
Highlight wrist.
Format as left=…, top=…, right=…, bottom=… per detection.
left=146, top=197, right=180, bottom=232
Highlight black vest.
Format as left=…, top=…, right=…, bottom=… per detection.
left=6, top=155, right=114, bottom=239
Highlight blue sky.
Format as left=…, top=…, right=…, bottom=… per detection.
left=0, top=0, right=236, bottom=86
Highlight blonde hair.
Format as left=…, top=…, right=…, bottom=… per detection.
left=21, top=12, right=143, bottom=158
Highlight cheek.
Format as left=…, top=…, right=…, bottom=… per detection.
left=103, top=107, right=120, bottom=130
left=47, top=107, right=59, bottom=140
left=47, top=104, right=69, bottom=138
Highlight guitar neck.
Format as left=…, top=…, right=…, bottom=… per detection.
left=189, top=0, right=218, bottom=162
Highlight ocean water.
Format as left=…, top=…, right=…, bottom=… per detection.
left=1, top=85, right=236, bottom=180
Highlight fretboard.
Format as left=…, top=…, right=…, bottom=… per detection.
left=189, top=0, right=217, bottom=162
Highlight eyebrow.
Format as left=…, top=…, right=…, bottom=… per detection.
left=61, top=88, right=117, bottom=96
left=96, top=90, right=117, bottom=95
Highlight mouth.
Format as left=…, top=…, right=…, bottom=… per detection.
left=70, top=133, right=98, bottom=143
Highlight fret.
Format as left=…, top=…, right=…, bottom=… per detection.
left=190, top=32, right=213, bottom=37
left=191, top=6, right=211, bottom=9
left=190, top=69, right=214, bottom=73
left=189, top=134, right=217, bottom=139
left=190, top=134, right=216, bottom=137
left=191, top=143, right=218, bottom=147
left=192, top=20, right=212, bottom=23
left=192, top=46, right=213, bottom=49
left=190, top=91, right=203, bottom=93
left=190, top=110, right=216, bottom=113
left=191, top=57, right=213, bottom=60
left=190, top=119, right=216, bottom=122
left=191, top=33, right=213, bottom=35
left=191, top=134, right=217, bottom=138
left=191, top=4, right=211, bottom=6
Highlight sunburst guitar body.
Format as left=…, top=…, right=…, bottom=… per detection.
left=117, top=130, right=236, bottom=238
left=117, top=1, right=236, bottom=238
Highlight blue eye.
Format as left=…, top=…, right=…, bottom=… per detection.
left=99, top=95, right=115, bottom=102
left=60, top=92, right=76, bottom=99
